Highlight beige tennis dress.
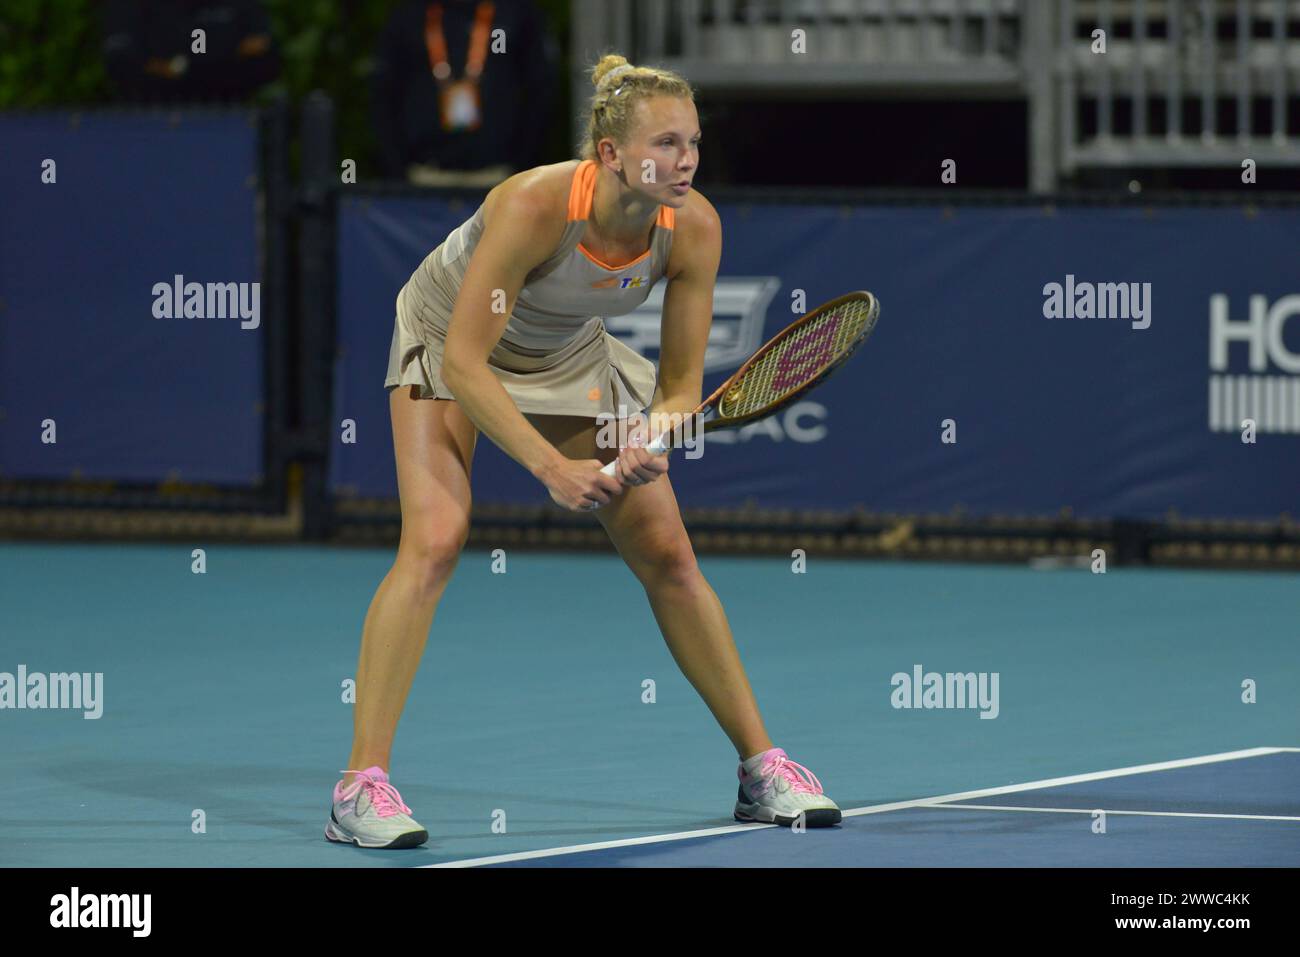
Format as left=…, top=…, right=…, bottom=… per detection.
left=384, top=159, right=673, bottom=418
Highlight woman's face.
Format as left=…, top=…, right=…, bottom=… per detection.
left=613, top=96, right=700, bottom=207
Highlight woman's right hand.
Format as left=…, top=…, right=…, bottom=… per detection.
left=540, top=458, right=625, bottom=512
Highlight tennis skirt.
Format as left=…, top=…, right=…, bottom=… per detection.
left=383, top=300, right=659, bottom=420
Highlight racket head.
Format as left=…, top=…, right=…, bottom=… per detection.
left=703, top=290, right=879, bottom=431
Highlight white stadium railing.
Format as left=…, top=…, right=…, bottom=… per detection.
left=571, top=0, right=1300, bottom=191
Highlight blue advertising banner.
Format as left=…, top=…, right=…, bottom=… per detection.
left=331, top=194, right=1299, bottom=521
left=0, top=112, right=263, bottom=485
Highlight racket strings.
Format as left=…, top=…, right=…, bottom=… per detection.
left=718, top=298, right=875, bottom=419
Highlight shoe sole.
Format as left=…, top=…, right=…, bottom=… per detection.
left=734, top=803, right=842, bottom=827
left=325, top=813, right=429, bottom=849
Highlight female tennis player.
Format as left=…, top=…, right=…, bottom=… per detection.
left=325, top=54, right=841, bottom=849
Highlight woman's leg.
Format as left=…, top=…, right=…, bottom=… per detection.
left=343, top=387, right=478, bottom=789
left=525, top=414, right=774, bottom=761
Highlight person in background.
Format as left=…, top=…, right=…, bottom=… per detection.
left=101, top=0, right=280, bottom=102
left=371, top=0, right=556, bottom=187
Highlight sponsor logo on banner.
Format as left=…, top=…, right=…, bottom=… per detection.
left=1207, top=294, right=1300, bottom=434
left=605, top=277, right=832, bottom=445
left=607, top=276, right=778, bottom=372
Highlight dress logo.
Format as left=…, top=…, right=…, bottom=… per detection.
left=590, top=275, right=648, bottom=289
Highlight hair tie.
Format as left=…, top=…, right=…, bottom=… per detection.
left=603, top=64, right=634, bottom=88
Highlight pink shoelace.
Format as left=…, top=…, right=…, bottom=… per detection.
left=338, top=768, right=411, bottom=817
left=756, top=751, right=824, bottom=795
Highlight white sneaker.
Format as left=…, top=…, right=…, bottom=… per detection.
left=324, top=766, right=429, bottom=849
left=734, top=748, right=842, bottom=827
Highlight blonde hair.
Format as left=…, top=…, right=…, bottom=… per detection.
left=580, top=53, right=695, bottom=162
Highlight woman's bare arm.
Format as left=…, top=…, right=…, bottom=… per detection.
left=439, top=175, right=623, bottom=509
left=440, top=178, right=569, bottom=479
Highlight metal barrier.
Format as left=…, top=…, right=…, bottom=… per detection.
left=572, top=0, right=1300, bottom=191
left=1061, top=0, right=1300, bottom=176
left=574, top=0, right=1024, bottom=90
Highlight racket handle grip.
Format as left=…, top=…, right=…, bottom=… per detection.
left=598, top=431, right=672, bottom=477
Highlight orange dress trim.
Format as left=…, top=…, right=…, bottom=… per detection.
left=567, top=159, right=675, bottom=271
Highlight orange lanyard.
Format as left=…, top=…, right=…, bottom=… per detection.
left=425, top=1, right=495, bottom=82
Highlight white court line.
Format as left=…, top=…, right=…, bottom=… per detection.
left=844, top=745, right=1296, bottom=819
left=424, top=821, right=779, bottom=867
left=424, top=745, right=1298, bottom=867
left=928, top=804, right=1300, bottom=823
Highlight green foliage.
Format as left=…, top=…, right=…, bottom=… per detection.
left=0, top=0, right=575, bottom=171
left=534, top=0, right=574, bottom=162
left=257, top=0, right=392, bottom=173
left=0, top=0, right=110, bottom=107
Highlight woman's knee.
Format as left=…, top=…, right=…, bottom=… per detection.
left=397, top=522, right=471, bottom=590
left=632, top=534, right=701, bottom=589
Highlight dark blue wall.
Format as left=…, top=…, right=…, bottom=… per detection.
left=0, top=112, right=263, bottom=485
left=331, top=195, right=1298, bottom=521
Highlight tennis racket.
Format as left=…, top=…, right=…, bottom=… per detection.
left=600, top=289, right=880, bottom=475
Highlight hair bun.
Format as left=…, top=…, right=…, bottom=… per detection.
left=592, top=55, right=633, bottom=88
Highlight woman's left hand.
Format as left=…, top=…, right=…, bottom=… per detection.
left=614, top=418, right=669, bottom=487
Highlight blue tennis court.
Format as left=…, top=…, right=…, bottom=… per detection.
left=3, top=542, right=1295, bottom=868
left=472, top=750, right=1300, bottom=867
